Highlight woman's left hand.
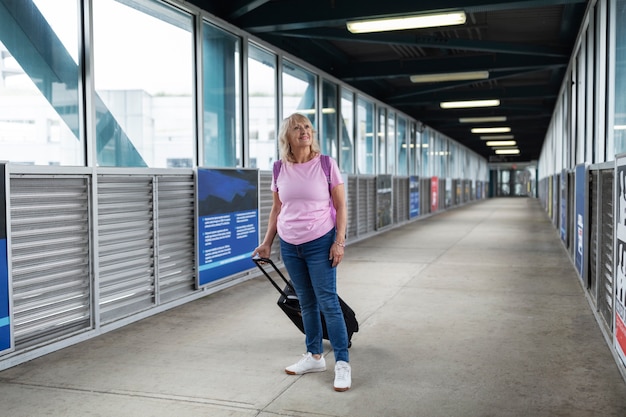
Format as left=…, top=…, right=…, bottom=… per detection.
left=329, top=242, right=344, bottom=267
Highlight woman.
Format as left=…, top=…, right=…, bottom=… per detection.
left=252, top=113, right=351, bottom=392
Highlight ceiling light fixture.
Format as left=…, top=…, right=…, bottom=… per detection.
left=495, top=149, right=520, bottom=155
left=471, top=127, right=511, bottom=134
left=440, top=99, right=500, bottom=109
left=480, top=135, right=514, bottom=140
left=410, top=70, right=488, bottom=84
left=459, top=116, right=506, bottom=123
left=486, top=140, right=516, bottom=147
left=347, top=11, right=466, bottom=34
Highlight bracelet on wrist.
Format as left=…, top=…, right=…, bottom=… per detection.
left=334, top=240, right=345, bottom=247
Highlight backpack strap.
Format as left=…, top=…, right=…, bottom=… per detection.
left=272, top=160, right=282, bottom=191
left=274, top=156, right=331, bottom=193
left=320, top=155, right=332, bottom=193
left=321, top=155, right=336, bottom=221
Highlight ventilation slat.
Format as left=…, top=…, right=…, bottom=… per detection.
left=98, top=176, right=155, bottom=323
left=597, top=170, right=614, bottom=331
left=10, top=176, right=92, bottom=349
left=156, top=175, right=196, bottom=302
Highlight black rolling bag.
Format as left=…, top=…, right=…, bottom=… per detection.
left=253, top=257, right=358, bottom=347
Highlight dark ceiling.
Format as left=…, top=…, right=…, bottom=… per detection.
left=189, top=0, right=588, bottom=163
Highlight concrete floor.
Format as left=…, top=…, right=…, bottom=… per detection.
left=1, top=198, right=626, bottom=417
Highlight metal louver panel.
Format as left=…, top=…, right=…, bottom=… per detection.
left=258, top=171, right=280, bottom=259
left=393, top=177, right=409, bottom=223
left=98, top=176, right=155, bottom=323
left=347, top=177, right=358, bottom=239
left=439, top=179, right=445, bottom=210
left=156, top=175, right=195, bottom=303
left=356, top=177, right=376, bottom=236
left=422, top=178, right=431, bottom=215
left=10, top=176, right=91, bottom=348
left=598, top=170, right=614, bottom=331
left=589, top=171, right=598, bottom=300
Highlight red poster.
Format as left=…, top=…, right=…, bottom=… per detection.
left=431, top=176, right=439, bottom=213
left=615, top=155, right=626, bottom=366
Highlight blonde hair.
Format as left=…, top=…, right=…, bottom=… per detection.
left=278, top=113, right=321, bottom=163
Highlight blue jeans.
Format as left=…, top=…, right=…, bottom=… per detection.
left=280, top=228, right=349, bottom=363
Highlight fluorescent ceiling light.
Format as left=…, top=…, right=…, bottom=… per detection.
left=347, top=11, right=466, bottom=34
left=495, top=149, right=520, bottom=155
left=459, top=116, right=506, bottom=123
left=295, top=108, right=336, bottom=114
left=410, top=71, right=488, bottom=83
left=615, top=125, right=626, bottom=130
left=440, top=99, right=500, bottom=109
left=486, top=140, right=516, bottom=147
left=471, top=127, right=511, bottom=134
left=480, top=135, right=514, bottom=140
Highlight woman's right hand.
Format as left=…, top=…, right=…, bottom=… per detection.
left=252, top=243, right=271, bottom=260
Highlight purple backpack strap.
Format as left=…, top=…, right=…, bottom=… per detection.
left=321, top=155, right=336, bottom=222
left=272, top=160, right=282, bottom=190
left=320, top=155, right=332, bottom=191
left=274, top=156, right=331, bottom=193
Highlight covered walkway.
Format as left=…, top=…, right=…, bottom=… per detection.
left=1, top=198, right=625, bottom=417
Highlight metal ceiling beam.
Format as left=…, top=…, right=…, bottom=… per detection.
left=233, top=0, right=587, bottom=33
left=338, top=53, right=566, bottom=81
left=276, top=28, right=569, bottom=58
left=389, top=85, right=559, bottom=105
left=258, top=33, right=349, bottom=70
left=225, top=0, right=272, bottom=19
left=389, top=68, right=555, bottom=99
left=414, top=108, right=553, bottom=121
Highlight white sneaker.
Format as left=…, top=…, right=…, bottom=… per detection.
left=285, top=353, right=326, bottom=375
left=334, top=361, right=351, bottom=392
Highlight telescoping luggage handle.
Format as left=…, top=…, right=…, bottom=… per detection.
left=252, top=257, right=296, bottom=298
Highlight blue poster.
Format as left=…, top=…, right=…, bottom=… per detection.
left=409, top=176, right=420, bottom=218
left=0, top=164, right=10, bottom=352
left=196, top=168, right=259, bottom=287
left=574, top=164, right=585, bottom=277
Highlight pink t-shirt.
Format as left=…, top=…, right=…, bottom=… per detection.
left=272, top=155, right=343, bottom=245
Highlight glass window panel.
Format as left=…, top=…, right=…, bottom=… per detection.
left=0, top=0, right=83, bottom=165
left=93, top=0, right=193, bottom=167
left=614, top=0, right=626, bottom=154
left=377, top=107, right=386, bottom=174
left=202, top=22, right=241, bottom=168
left=321, top=80, right=338, bottom=158
left=421, top=129, right=431, bottom=177
left=387, top=112, right=396, bottom=175
left=594, top=1, right=606, bottom=163
left=449, top=141, right=458, bottom=178
left=586, top=26, right=594, bottom=163
left=410, top=123, right=421, bottom=176
left=248, top=44, right=277, bottom=170
left=435, top=134, right=445, bottom=177
left=397, top=117, right=407, bottom=175
left=282, top=61, right=316, bottom=126
left=340, top=89, right=354, bottom=173
left=441, top=138, right=449, bottom=177
left=432, top=132, right=439, bottom=176
left=576, top=45, right=586, bottom=164
left=357, top=97, right=374, bottom=174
